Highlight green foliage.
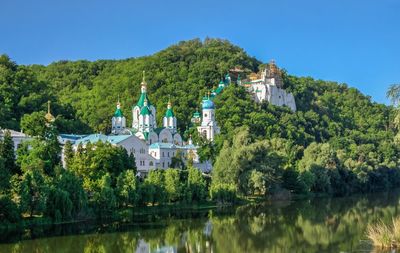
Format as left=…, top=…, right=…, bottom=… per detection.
left=209, top=182, right=237, bottom=203
left=145, top=170, right=167, bottom=205
left=212, top=127, right=285, bottom=196
left=1, top=39, right=400, bottom=221
left=92, top=173, right=117, bottom=217
left=164, top=168, right=182, bottom=203
left=0, top=194, right=20, bottom=223
left=45, top=185, right=73, bottom=222
left=63, top=140, right=74, bottom=169
left=0, top=156, right=10, bottom=193
left=116, top=169, right=138, bottom=207
left=68, top=142, right=134, bottom=192
left=0, top=130, right=18, bottom=175
left=186, top=167, right=207, bottom=203
left=54, top=168, right=87, bottom=218
left=18, top=169, right=49, bottom=217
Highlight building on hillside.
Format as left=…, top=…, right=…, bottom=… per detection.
left=0, top=129, right=31, bottom=152
left=197, top=95, right=220, bottom=141
left=62, top=71, right=214, bottom=175
left=241, top=60, right=296, bottom=112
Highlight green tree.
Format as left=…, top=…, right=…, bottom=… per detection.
left=145, top=170, right=167, bottom=205
left=165, top=168, right=182, bottom=202
left=54, top=168, right=87, bottom=217
left=0, top=130, right=18, bottom=175
left=186, top=167, right=207, bottom=203
left=63, top=140, right=74, bottom=169
left=0, top=157, right=10, bottom=193
left=0, top=194, right=20, bottom=223
left=116, top=169, right=138, bottom=207
left=18, top=169, right=49, bottom=217
left=92, top=173, right=117, bottom=217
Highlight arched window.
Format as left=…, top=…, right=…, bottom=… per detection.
left=149, top=161, right=153, bottom=166
left=202, top=130, right=207, bottom=137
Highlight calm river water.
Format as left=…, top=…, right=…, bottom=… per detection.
left=1, top=192, right=400, bottom=253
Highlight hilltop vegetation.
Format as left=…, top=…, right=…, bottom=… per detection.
left=0, top=38, right=400, bottom=223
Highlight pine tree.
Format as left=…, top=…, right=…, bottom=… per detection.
left=63, top=140, right=74, bottom=169
left=1, top=130, right=18, bottom=175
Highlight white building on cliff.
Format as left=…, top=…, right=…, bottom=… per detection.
left=241, top=60, right=296, bottom=112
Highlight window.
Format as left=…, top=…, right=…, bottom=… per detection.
left=162, top=152, right=165, bottom=157
left=167, top=152, right=169, bottom=157
left=149, top=161, right=153, bottom=166
left=204, top=113, right=208, bottom=117
left=162, top=162, right=165, bottom=168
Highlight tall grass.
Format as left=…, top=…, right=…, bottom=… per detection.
left=367, top=217, right=400, bottom=249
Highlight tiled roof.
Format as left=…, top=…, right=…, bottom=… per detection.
left=74, top=134, right=132, bottom=145
left=149, top=142, right=176, bottom=149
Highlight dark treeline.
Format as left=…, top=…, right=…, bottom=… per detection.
left=0, top=38, right=400, bottom=225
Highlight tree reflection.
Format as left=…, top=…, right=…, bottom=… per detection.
left=2, top=191, right=400, bottom=253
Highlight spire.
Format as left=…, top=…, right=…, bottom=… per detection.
left=165, top=96, right=174, bottom=118
left=141, top=70, right=147, bottom=93
left=188, top=134, right=193, bottom=145
left=167, top=96, right=172, bottom=109
left=45, top=100, right=55, bottom=122
left=114, top=99, right=123, bottom=117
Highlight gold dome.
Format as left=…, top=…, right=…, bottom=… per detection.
left=45, top=101, right=55, bottom=122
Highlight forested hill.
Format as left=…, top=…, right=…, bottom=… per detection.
left=26, top=38, right=261, bottom=134
left=1, top=37, right=399, bottom=194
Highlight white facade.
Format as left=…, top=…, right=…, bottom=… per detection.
left=245, top=60, right=297, bottom=112
left=111, top=102, right=127, bottom=135
left=197, top=99, right=220, bottom=141
left=0, top=129, right=31, bottom=152
left=60, top=72, right=214, bottom=176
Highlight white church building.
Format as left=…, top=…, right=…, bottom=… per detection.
left=61, top=72, right=218, bottom=175
left=241, top=60, right=296, bottom=112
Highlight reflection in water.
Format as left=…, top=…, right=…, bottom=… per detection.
left=1, top=192, right=400, bottom=253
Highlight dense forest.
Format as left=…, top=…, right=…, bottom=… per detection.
left=0, top=38, right=399, bottom=225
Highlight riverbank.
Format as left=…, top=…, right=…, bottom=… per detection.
left=2, top=191, right=400, bottom=252
left=2, top=190, right=399, bottom=245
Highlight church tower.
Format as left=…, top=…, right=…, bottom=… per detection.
left=138, top=98, right=155, bottom=134
left=111, top=100, right=126, bottom=134
left=132, top=71, right=157, bottom=132
left=197, top=94, right=220, bottom=141
left=163, top=99, right=177, bottom=134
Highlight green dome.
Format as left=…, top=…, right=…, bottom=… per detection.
left=114, top=108, right=123, bottom=117
left=140, top=106, right=151, bottom=116
left=165, top=108, right=174, bottom=117
left=215, top=86, right=224, bottom=94
left=136, top=92, right=152, bottom=108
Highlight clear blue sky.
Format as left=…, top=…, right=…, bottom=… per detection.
left=1, top=0, right=399, bottom=104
